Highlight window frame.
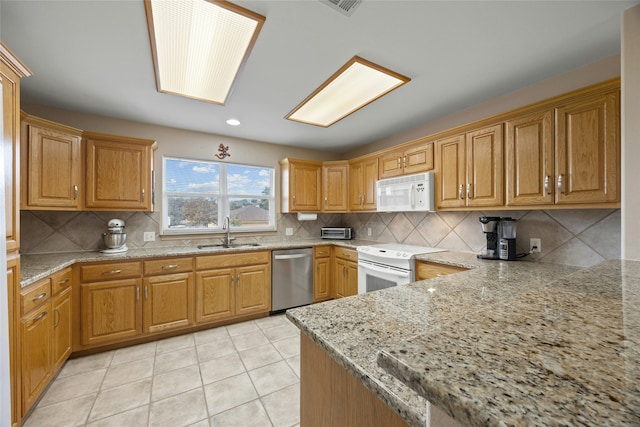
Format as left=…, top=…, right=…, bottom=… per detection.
left=162, top=156, right=276, bottom=235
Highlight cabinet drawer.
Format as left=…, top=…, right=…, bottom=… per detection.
left=333, top=247, right=358, bottom=261
left=51, top=268, right=72, bottom=295
left=416, top=261, right=467, bottom=280
left=21, top=278, right=51, bottom=316
left=80, top=262, right=142, bottom=282
left=144, top=257, right=193, bottom=276
left=196, top=251, right=270, bottom=270
left=314, top=246, right=332, bottom=258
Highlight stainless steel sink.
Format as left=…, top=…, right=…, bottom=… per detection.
left=197, top=243, right=261, bottom=249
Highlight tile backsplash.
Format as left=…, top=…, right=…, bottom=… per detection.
left=21, top=208, right=620, bottom=268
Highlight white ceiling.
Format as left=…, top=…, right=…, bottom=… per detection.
left=1, top=0, right=637, bottom=153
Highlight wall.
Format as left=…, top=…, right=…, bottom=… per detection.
left=622, top=5, right=640, bottom=260
left=21, top=208, right=620, bottom=268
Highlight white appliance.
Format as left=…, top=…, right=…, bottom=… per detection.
left=101, top=218, right=128, bottom=254
left=357, top=243, right=445, bottom=293
left=376, top=172, right=435, bottom=212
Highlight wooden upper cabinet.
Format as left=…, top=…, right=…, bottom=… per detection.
left=506, top=110, right=554, bottom=206
left=280, top=158, right=322, bottom=212
left=84, top=132, right=156, bottom=211
left=466, top=124, right=503, bottom=207
left=379, top=141, right=434, bottom=179
left=436, top=125, right=503, bottom=209
left=321, top=161, right=348, bottom=212
left=349, top=157, right=378, bottom=211
left=21, top=115, right=83, bottom=210
left=555, top=90, right=619, bottom=204
left=435, top=134, right=466, bottom=209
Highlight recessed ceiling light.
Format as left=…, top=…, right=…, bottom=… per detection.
left=286, top=56, right=410, bottom=127
left=226, top=119, right=241, bottom=126
left=145, top=0, right=265, bottom=105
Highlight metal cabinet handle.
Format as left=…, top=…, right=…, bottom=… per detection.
left=237, top=274, right=240, bottom=286
left=397, top=157, right=401, bottom=168
left=136, top=287, right=140, bottom=300
left=342, top=252, right=351, bottom=258
left=403, top=155, right=407, bottom=169
left=32, top=292, right=47, bottom=301
left=144, top=286, right=148, bottom=299
left=231, top=275, right=234, bottom=286
left=73, top=185, right=78, bottom=200
left=161, top=264, right=178, bottom=270
left=141, top=188, right=145, bottom=202
left=544, top=176, right=550, bottom=195
left=293, top=195, right=296, bottom=205
left=324, top=196, right=328, bottom=206
left=459, top=184, right=464, bottom=199
left=557, top=174, right=564, bottom=194
left=467, top=183, right=472, bottom=199
left=58, top=278, right=70, bottom=285
left=33, top=311, right=47, bottom=322
left=102, top=269, right=122, bottom=275
left=54, top=308, right=60, bottom=328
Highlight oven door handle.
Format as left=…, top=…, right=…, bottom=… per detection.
left=359, top=262, right=411, bottom=278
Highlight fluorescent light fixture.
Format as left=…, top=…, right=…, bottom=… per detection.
left=226, top=118, right=240, bottom=126
left=145, top=0, right=265, bottom=105
left=286, top=56, right=410, bottom=127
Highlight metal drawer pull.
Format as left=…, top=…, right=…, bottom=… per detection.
left=73, top=185, right=79, bottom=200
left=32, top=292, right=47, bottom=301
left=58, top=278, right=70, bottom=285
left=237, top=275, right=240, bottom=286
left=136, top=287, right=140, bottom=300
left=33, top=311, right=47, bottom=322
left=54, top=308, right=60, bottom=328
left=144, top=286, right=148, bottom=299
left=161, top=264, right=178, bottom=270
left=403, top=155, right=407, bottom=168
left=342, top=253, right=351, bottom=258
left=102, top=269, right=122, bottom=275
left=141, top=188, right=145, bottom=202
left=466, top=183, right=472, bottom=199
left=459, top=184, right=464, bottom=199
left=544, top=175, right=550, bottom=194
left=397, top=158, right=401, bottom=168
left=557, top=174, right=564, bottom=194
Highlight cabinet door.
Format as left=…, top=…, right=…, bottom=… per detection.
left=322, top=163, right=348, bottom=212
left=403, top=142, right=434, bottom=175
left=505, top=110, right=554, bottom=206
left=235, top=264, right=271, bottom=316
left=436, top=135, right=466, bottom=209
left=362, top=158, right=378, bottom=210
left=313, top=256, right=331, bottom=302
left=344, top=261, right=358, bottom=297
left=52, top=287, right=72, bottom=372
left=195, top=269, right=234, bottom=323
left=2, top=61, right=21, bottom=253
left=6, top=257, right=20, bottom=425
left=348, top=162, right=364, bottom=210
left=80, top=278, right=142, bottom=346
left=85, top=136, right=154, bottom=210
left=555, top=91, right=619, bottom=204
left=21, top=301, right=52, bottom=414
left=143, top=273, right=194, bottom=334
left=378, top=150, right=403, bottom=179
left=290, top=161, right=322, bottom=211
left=466, top=124, right=503, bottom=207
left=333, top=258, right=347, bottom=298
left=25, top=124, right=82, bottom=209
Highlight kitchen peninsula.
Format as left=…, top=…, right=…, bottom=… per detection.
left=287, top=252, right=640, bottom=427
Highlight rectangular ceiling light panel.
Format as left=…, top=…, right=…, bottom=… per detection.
left=287, top=56, right=410, bottom=127
left=145, top=0, right=265, bottom=105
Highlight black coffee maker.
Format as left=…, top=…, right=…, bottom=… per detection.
left=477, top=216, right=517, bottom=260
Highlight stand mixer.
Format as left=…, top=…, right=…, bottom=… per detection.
left=101, top=218, right=128, bottom=254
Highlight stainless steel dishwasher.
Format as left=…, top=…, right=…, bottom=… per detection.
left=271, top=247, right=313, bottom=312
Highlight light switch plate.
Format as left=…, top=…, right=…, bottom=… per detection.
left=144, top=232, right=156, bottom=242
left=285, top=228, right=293, bottom=236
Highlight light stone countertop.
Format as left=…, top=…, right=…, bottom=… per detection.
left=19, top=238, right=372, bottom=288
left=286, top=253, right=640, bottom=427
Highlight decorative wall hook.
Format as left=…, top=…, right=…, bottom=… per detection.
left=215, top=143, right=231, bottom=159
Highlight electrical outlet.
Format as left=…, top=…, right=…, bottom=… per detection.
left=143, top=232, right=156, bottom=242
left=530, top=238, right=541, bottom=253
left=285, top=228, right=293, bottom=236
left=367, top=227, right=372, bottom=237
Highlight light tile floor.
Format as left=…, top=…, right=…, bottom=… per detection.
left=24, top=314, right=301, bottom=427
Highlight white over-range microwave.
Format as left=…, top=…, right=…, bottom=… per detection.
left=376, top=172, right=435, bottom=212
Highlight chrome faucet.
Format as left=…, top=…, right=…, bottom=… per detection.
left=223, top=215, right=235, bottom=246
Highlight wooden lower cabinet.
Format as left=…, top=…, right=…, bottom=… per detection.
left=143, top=272, right=194, bottom=334
left=300, top=333, right=408, bottom=427
left=333, top=247, right=358, bottom=298
left=195, top=265, right=270, bottom=323
left=415, top=261, right=468, bottom=280
left=21, top=299, right=52, bottom=415
left=80, top=278, right=143, bottom=346
left=313, top=246, right=331, bottom=302
left=52, top=286, right=73, bottom=372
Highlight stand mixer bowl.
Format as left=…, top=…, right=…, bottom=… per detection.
left=102, top=232, right=127, bottom=249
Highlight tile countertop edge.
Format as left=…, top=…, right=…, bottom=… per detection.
left=18, top=238, right=375, bottom=288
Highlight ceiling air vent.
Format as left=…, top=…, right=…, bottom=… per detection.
left=319, top=0, right=362, bottom=17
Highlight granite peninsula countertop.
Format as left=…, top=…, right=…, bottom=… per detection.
left=19, top=238, right=372, bottom=288
left=286, top=254, right=640, bottom=427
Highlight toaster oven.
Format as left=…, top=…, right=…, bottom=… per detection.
left=320, top=227, right=354, bottom=240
